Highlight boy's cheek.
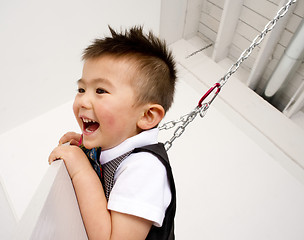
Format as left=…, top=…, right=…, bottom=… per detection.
left=72, top=100, right=78, bottom=116
left=72, top=102, right=82, bottom=127
left=103, top=115, right=116, bottom=128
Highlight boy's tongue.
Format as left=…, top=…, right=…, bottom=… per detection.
left=84, top=122, right=99, bottom=132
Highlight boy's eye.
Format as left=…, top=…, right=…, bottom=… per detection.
left=78, top=88, right=85, bottom=93
left=96, top=88, right=107, bottom=94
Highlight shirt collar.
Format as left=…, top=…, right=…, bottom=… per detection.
left=99, top=128, right=159, bottom=164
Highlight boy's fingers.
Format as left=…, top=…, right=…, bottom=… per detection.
left=58, top=132, right=73, bottom=144
left=48, top=157, right=62, bottom=165
left=48, top=153, right=58, bottom=165
left=48, top=148, right=63, bottom=165
left=70, top=139, right=80, bottom=146
left=59, top=132, right=81, bottom=145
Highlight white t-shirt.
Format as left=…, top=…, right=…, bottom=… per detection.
left=99, top=128, right=171, bottom=227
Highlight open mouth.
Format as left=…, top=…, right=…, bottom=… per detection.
left=82, top=117, right=100, bottom=134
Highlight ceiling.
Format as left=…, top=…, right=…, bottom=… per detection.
left=188, top=0, right=304, bottom=119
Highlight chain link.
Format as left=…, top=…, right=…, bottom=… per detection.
left=159, top=113, right=192, bottom=130
left=160, top=0, right=297, bottom=151
left=163, top=107, right=201, bottom=150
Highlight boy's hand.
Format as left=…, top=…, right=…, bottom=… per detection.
left=59, top=132, right=82, bottom=146
left=48, top=144, right=91, bottom=179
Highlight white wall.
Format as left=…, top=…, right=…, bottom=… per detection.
left=159, top=0, right=187, bottom=44
left=0, top=180, right=16, bottom=239
left=13, top=161, right=88, bottom=240
left=159, top=0, right=208, bottom=46
left=0, top=0, right=161, bottom=135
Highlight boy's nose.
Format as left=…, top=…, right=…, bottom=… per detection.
left=79, top=93, right=93, bottom=109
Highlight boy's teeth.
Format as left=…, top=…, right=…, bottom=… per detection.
left=83, top=118, right=96, bottom=123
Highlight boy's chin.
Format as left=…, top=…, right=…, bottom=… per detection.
left=82, top=140, right=99, bottom=150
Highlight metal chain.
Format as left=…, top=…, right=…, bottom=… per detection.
left=158, top=113, right=193, bottom=130
left=217, top=0, right=297, bottom=88
left=162, top=106, right=202, bottom=151
left=160, top=0, right=297, bottom=151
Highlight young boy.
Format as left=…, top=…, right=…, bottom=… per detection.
left=49, top=26, right=177, bottom=240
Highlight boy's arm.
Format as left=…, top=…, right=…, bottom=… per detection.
left=73, top=170, right=153, bottom=239
left=49, top=145, right=152, bottom=240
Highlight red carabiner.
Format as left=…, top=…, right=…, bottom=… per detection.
left=197, top=83, right=221, bottom=107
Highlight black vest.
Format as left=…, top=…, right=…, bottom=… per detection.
left=102, top=143, right=176, bottom=240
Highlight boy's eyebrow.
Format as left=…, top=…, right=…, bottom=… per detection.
left=77, top=78, right=113, bottom=87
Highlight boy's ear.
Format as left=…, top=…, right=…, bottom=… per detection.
left=137, top=104, right=165, bottom=130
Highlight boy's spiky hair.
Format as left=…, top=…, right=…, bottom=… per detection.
left=82, top=26, right=177, bottom=112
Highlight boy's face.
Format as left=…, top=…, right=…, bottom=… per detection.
left=73, top=55, right=144, bottom=150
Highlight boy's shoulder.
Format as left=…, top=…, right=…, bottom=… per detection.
left=120, top=145, right=167, bottom=173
